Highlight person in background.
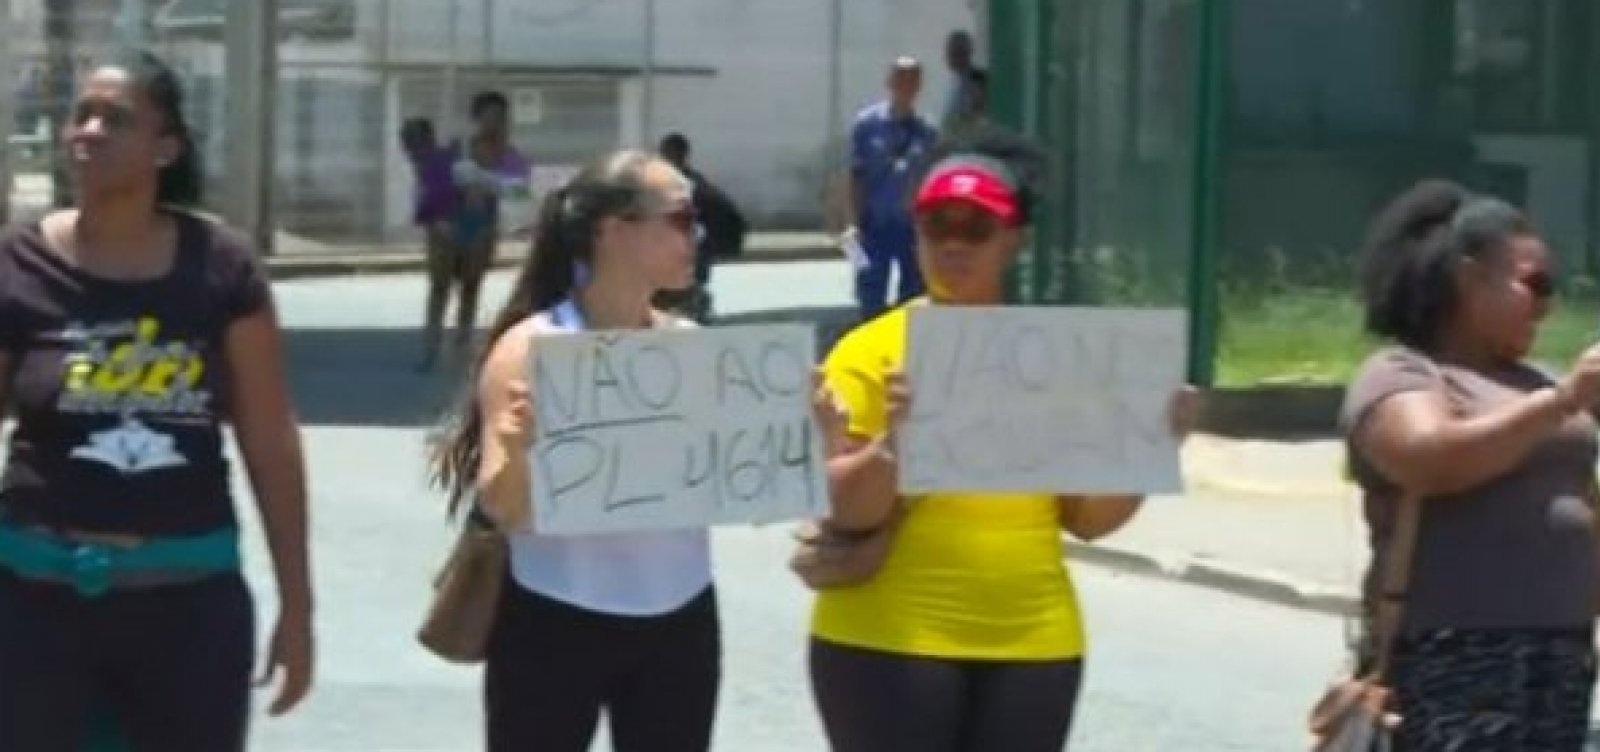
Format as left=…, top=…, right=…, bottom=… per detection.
left=400, top=116, right=462, bottom=371
left=844, top=56, right=938, bottom=321
left=654, top=132, right=747, bottom=323
left=941, top=30, right=978, bottom=131
left=943, top=69, right=992, bottom=141
left=420, top=91, right=531, bottom=371
left=1342, top=179, right=1600, bottom=750
left=0, top=51, right=313, bottom=749
left=811, top=128, right=1199, bottom=751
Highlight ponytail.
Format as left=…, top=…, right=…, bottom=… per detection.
left=110, top=50, right=203, bottom=207
left=157, top=133, right=202, bottom=207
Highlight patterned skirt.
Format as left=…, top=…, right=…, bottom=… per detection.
left=1391, top=627, right=1596, bottom=751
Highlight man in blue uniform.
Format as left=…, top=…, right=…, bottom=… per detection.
left=846, top=56, right=939, bottom=319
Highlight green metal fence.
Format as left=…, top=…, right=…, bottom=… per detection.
left=992, top=0, right=1600, bottom=388
left=988, top=0, right=1205, bottom=373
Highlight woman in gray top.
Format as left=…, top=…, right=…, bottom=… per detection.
left=1343, top=179, right=1600, bottom=750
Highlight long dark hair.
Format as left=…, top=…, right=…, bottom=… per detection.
left=113, top=51, right=203, bottom=207
left=430, top=149, right=665, bottom=515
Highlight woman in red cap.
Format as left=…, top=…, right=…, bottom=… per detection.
left=807, top=129, right=1199, bottom=751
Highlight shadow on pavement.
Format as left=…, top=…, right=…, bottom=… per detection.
left=712, top=305, right=860, bottom=355
left=282, top=305, right=860, bottom=427
left=283, top=327, right=470, bottom=429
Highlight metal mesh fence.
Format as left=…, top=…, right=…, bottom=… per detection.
left=1215, top=0, right=1600, bottom=387
left=4, top=0, right=276, bottom=225
left=996, top=0, right=1600, bottom=387
left=992, top=0, right=1198, bottom=306
left=5, top=0, right=986, bottom=253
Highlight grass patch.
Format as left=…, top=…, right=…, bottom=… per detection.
left=1216, top=290, right=1599, bottom=387
left=1216, top=288, right=1367, bottom=386
left=1071, top=245, right=1600, bottom=388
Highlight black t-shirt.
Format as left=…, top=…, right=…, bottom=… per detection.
left=0, top=211, right=269, bottom=536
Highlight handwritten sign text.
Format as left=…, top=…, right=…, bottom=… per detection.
left=900, top=306, right=1187, bottom=495
left=528, top=324, right=827, bottom=534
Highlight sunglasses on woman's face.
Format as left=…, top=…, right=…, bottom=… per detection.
left=1516, top=270, right=1556, bottom=299
left=916, top=209, right=1003, bottom=244
left=70, top=100, right=138, bottom=134
left=660, top=207, right=698, bottom=236
left=631, top=205, right=698, bottom=235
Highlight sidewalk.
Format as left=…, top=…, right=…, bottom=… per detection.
left=264, top=230, right=839, bottom=280
left=1074, top=435, right=1365, bottom=616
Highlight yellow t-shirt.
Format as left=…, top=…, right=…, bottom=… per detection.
left=811, top=303, right=1086, bottom=661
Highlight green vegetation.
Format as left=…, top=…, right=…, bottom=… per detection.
left=1216, top=287, right=1599, bottom=387
left=1073, top=246, right=1600, bottom=388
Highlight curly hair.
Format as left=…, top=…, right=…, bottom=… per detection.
left=1359, top=179, right=1533, bottom=351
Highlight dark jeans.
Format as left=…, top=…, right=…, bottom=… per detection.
left=809, top=638, right=1084, bottom=752
left=1392, top=627, right=1596, bottom=752
left=0, top=568, right=255, bottom=752
left=484, top=580, right=722, bottom=752
left=855, top=223, right=922, bottom=320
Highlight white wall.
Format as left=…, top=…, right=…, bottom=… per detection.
left=380, top=0, right=978, bottom=228
left=18, top=0, right=982, bottom=235
left=649, top=0, right=976, bottom=224
left=1473, top=135, right=1591, bottom=259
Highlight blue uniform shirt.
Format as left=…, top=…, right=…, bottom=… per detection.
left=851, top=101, right=938, bottom=233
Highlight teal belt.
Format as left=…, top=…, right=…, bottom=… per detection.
left=0, top=523, right=240, bottom=597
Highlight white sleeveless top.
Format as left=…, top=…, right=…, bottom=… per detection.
left=507, top=300, right=713, bottom=616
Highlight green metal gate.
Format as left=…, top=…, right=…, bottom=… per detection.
left=991, top=0, right=1600, bottom=388
left=987, top=0, right=1214, bottom=382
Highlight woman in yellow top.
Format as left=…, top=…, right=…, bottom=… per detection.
left=811, top=130, right=1199, bottom=752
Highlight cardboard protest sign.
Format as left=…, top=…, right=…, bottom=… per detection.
left=900, top=306, right=1187, bottom=495
left=528, top=324, right=828, bottom=534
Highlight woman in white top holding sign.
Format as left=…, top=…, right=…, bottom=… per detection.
left=435, top=149, right=711, bottom=752
left=431, top=148, right=841, bottom=752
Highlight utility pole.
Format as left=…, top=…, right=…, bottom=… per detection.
left=0, top=0, right=15, bottom=224
left=224, top=0, right=278, bottom=254
left=44, top=0, right=78, bottom=208
left=443, top=0, right=459, bottom=130
left=114, top=0, right=149, bottom=48
left=640, top=0, right=656, bottom=144
left=826, top=0, right=842, bottom=161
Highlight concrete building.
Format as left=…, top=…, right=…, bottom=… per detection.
left=5, top=0, right=984, bottom=242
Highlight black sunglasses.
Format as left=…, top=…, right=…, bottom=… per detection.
left=625, top=205, right=698, bottom=234
left=1518, top=270, right=1556, bottom=299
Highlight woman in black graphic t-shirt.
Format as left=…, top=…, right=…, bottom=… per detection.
left=0, top=53, right=313, bottom=749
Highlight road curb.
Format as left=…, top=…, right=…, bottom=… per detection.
left=1065, top=539, right=1359, bottom=617
left=1183, top=468, right=1351, bottom=502
left=264, top=245, right=840, bottom=281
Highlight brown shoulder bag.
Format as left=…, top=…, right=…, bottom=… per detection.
left=417, top=517, right=508, bottom=664
left=1306, top=489, right=1422, bottom=751
left=789, top=506, right=903, bottom=590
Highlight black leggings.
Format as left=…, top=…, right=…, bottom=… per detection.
left=484, top=578, right=722, bottom=752
left=0, top=568, right=255, bottom=752
left=809, top=638, right=1084, bottom=752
